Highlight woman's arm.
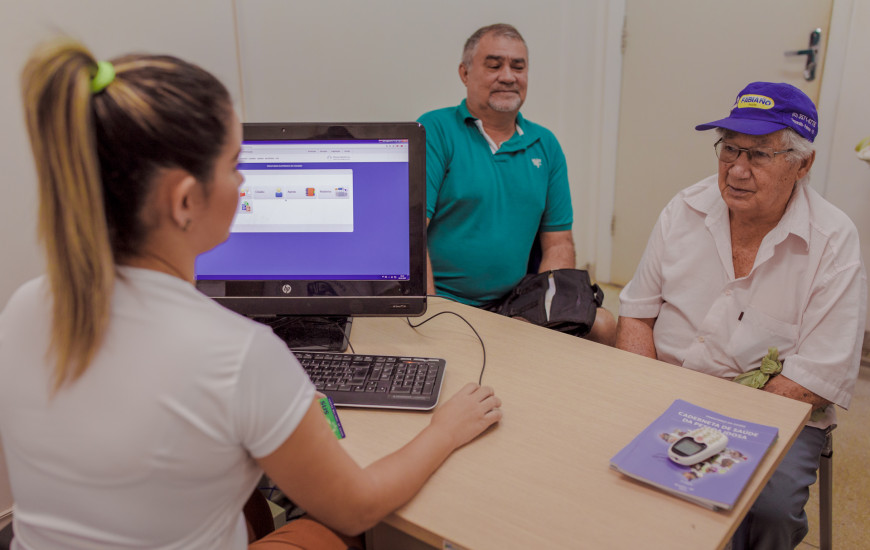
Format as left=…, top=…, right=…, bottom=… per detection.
left=257, top=383, right=501, bottom=535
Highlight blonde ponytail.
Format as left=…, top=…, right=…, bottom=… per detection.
left=22, top=39, right=115, bottom=390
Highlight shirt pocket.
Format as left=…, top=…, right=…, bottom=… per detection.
left=726, top=306, right=798, bottom=372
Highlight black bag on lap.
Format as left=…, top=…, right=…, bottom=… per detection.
left=494, top=269, right=603, bottom=337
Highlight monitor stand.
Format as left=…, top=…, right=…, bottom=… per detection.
left=255, top=315, right=352, bottom=352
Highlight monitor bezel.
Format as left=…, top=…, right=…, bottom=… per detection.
left=196, top=121, right=428, bottom=318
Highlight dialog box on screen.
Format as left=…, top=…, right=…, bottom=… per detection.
left=232, top=170, right=353, bottom=233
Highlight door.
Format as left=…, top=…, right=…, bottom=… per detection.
left=609, top=0, right=833, bottom=285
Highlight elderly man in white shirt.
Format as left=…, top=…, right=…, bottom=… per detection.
left=617, top=81, right=866, bottom=550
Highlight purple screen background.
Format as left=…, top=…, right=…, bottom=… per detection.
left=195, top=161, right=410, bottom=280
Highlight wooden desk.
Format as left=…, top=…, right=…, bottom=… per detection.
left=338, top=298, right=810, bottom=550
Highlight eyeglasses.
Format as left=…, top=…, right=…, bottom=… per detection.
left=714, top=138, right=793, bottom=167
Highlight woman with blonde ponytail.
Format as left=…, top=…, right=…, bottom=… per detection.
left=0, top=40, right=500, bottom=550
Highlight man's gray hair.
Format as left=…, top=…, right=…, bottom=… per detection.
left=462, top=23, right=526, bottom=68
left=778, top=128, right=815, bottom=163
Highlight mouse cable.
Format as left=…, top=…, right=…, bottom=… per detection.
left=406, top=295, right=487, bottom=385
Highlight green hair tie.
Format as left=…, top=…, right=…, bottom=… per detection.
left=90, top=61, right=115, bottom=93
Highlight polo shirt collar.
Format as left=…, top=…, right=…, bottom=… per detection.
left=459, top=99, right=538, bottom=153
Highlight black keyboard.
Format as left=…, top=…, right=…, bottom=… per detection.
left=294, top=352, right=446, bottom=410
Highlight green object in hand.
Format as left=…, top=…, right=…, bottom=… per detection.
left=734, top=347, right=783, bottom=388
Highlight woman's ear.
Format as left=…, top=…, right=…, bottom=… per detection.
left=168, top=172, right=201, bottom=232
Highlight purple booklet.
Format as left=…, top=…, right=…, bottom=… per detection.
left=609, top=399, right=779, bottom=510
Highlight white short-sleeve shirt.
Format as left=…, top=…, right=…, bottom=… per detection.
left=0, top=267, right=314, bottom=549
left=620, top=175, right=866, bottom=428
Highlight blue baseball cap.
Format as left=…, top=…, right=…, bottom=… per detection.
left=695, top=82, right=818, bottom=142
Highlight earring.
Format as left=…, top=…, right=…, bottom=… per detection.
left=182, top=219, right=191, bottom=232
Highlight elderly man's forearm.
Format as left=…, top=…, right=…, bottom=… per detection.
left=761, top=374, right=831, bottom=409
left=615, top=317, right=657, bottom=359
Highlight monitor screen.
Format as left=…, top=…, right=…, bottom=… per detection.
left=195, top=122, right=428, bottom=323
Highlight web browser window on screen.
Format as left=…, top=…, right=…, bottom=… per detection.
left=195, top=139, right=411, bottom=281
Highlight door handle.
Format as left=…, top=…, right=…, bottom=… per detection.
left=785, top=28, right=821, bottom=81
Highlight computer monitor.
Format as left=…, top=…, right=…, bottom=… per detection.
left=195, top=122, right=428, bottom=350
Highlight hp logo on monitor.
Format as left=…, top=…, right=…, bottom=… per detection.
left=281, top=284, right=292, bottom=294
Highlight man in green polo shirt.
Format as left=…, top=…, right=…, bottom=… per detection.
left=419, top=23, right=615, bottom=345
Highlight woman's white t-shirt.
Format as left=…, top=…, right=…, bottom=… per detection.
left=0, top=267, right=314, bottom=549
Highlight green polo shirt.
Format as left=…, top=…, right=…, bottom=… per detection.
left=418, top=99, right=573, bottom=306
